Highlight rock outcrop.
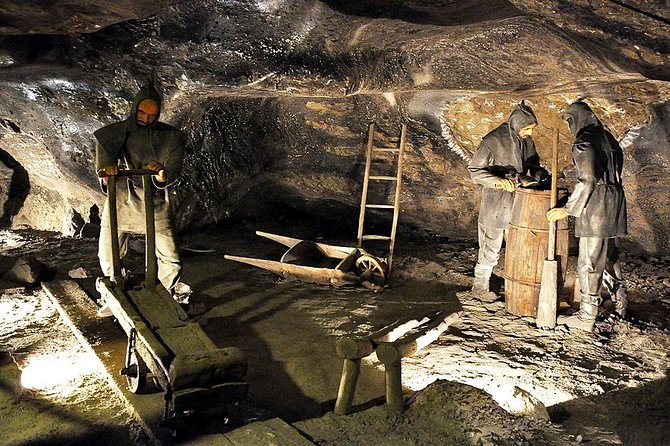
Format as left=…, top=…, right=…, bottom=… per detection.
left=0, top=0, right=668, bottom=253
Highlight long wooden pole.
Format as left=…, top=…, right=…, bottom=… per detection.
left=536, top=128, right=560, bottom=329
left=143, top=175, right=158, bottom=289
left=108, top=175, right=121, bottom=283
left=548, top=128, right=559, bottom=261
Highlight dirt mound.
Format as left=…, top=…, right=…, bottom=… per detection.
left=296, top=379, right=562, bottom=445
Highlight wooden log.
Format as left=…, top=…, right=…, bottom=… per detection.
left=169, top=348, right=247, bottom=390
left=336, top=336, right=375, bottom=360
left=376, top=312, right=461, bottom=362
left=334, top=358, right=361, bottom=415
left=384, top=357, right=403, bottom=414
left=373, top=316, right=430, bottom=343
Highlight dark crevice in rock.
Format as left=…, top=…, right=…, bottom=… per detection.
left=321, top=0, right=524, bottom=25
left=0, top=147, right=30, bottom=228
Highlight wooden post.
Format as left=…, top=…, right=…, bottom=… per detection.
left=376, top=343, right=404, bottom=414
left=334, top=358, right=361, bottom=415
left=536, top=128, right=560, bottom=328
left=107, top=175, right=120, bottom=280
left=142, top=174, right=158, bottom=289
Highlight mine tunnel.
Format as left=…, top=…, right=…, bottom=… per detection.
left=1, top=0, right=669, bottom=445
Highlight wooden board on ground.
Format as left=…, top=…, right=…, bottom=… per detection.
left=41, top=280, right=175, bottom=444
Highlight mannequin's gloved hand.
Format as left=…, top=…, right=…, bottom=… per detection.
left=547, top=207, right=568, bottom=222
left=146, top=161, right=167, bottom=183
left=98, top=165, right=118, bottom=185
left=494, top=178, right=517, bottom=192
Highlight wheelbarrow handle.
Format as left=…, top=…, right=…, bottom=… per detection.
left=97, top=168, right=160, bottom=178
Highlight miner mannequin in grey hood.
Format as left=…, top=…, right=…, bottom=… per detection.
left=468, top=102, right=549, bottom=296
left=94, top=84, right=190, bottom=300
left=547, top=101, right=627, bottom=332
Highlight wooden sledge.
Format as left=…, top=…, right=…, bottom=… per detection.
left=96, top=169, right=247, bottom=429
left=224, top=231, right=388, bottom=288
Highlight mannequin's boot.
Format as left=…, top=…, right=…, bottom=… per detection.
left=471, top=275, right=490, bottom=295
left=611, top=287, right=628, bottom=318
left=603, top=270, right=627, bottom=318
left=558, top=294, right=600, bottom=332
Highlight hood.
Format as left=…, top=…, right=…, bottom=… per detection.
left=507, top=102, right=538, bottom=134
left=127, top=83, right=162, bottom=129
left=562, top=101, right=601, bottom=136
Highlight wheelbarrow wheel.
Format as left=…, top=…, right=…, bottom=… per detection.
left=355, top=254, right=387, bottom=285
left=122, top=349, right=148, bottom=393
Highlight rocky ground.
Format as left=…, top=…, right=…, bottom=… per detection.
left=0, top=217, right=669, bottom=445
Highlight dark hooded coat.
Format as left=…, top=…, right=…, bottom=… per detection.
left=468, top=103, right=548, bottom=229
left=563, top=102, right=627, bottom=238
left=94, top=85, right=186, bottom=233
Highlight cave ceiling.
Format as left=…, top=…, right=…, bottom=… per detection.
left=0, top=0, right=669, bottom=254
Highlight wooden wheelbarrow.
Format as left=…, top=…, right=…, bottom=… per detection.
left=224, top=231, right=388, bottom=289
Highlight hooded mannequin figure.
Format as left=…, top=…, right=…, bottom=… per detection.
left=467, top=101, right=549, bottom=298
left=94, top=83, right=190, bottom=300
left=547, top=101, right=627, bottom=332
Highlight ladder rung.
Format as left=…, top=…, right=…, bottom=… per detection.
left=369, top=175, right=397, bottom=181
left=373, top=148, right=400, bottom=153
left=366, top=204, right=394, bottom=209
left=362, top=235, right=392, bottom=241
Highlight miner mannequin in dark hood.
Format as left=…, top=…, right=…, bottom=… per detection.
left=468, top=102, right=549, bottom=297
left=94, top=84, right=190, bottom=300
left=547, top=101, right=627, bottom=332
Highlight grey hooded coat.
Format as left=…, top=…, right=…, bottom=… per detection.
left=468, top=103, right=548, bottom=229
left=563, top=102, right=627, bottom=238
left=94, top=85, right=186, bottom=233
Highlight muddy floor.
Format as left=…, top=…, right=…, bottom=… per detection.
left=0, top=218, right=669, bottom=445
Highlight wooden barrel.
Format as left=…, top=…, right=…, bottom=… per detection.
left=504, top=187, right=569, bottom=317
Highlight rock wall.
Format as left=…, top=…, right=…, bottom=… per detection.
left=0, top=0, right=668, bottom=254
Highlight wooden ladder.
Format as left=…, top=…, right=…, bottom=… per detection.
left=356, top=123, right=407, bottom=273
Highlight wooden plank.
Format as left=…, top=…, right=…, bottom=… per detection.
left=362, top=235, right=391, bottom=241
left=127, top=287, right=189, bottom=330
left=366, top=204, right=394, bottom=209
left=41, top=280, right=169, bottom=444
left=157, top=324, right=218, bottom=356
left=224, top=418, right=314, bottom=446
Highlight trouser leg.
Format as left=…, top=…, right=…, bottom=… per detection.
left=155, top=226, right=181, bottom=292
left=473, top=223, right=505, bottom=294
left=602, top=237, right=627, bottom=317
left=558, top=237, right=606, bottom=332
left=98, top=225, right=129, bottom=277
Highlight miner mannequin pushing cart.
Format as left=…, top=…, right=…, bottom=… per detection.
left=94, top=83, right=191, bottom=304
left=92, top=83, right=248, bottom=427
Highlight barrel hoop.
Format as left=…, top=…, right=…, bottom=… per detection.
left=507, top=223, right=569, bottom=232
